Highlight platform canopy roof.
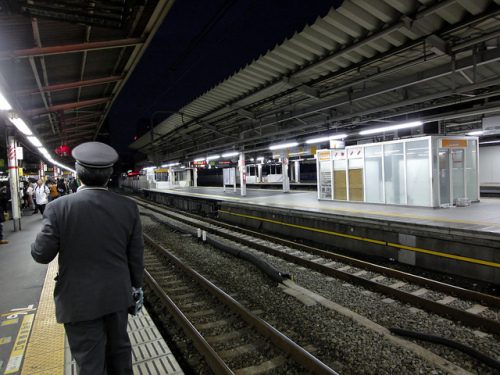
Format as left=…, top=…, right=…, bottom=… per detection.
left=130, top=0, right=500, bottom=164
left=0, top=0, right=174, bottom=163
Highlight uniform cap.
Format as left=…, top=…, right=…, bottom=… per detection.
left=72, top=141, right=118, bottom=168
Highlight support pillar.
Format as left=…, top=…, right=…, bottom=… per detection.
left=193, top=168, right=198, bottom=187
left=294, top=160, right=300, bottom=183
left=281, top=153, right=290, bottom=193
left=239, top=152, right=246, bottom=196
left=257, top=164, right=262, bottom=183
left=7, top=136, right=21, bottom=231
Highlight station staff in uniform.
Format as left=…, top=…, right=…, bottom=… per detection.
left=31, top=142, right=144, bottom=375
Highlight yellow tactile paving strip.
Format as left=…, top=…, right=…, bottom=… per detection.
left=21, top=260, right=65, bottom=375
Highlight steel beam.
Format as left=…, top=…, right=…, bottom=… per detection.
left=0, top=38, right=144, bottom=59
left=16, top=75, right=123, bottom=96
left=27, top=97, right=111, bottom=116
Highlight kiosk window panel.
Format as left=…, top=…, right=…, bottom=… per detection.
left=384, top=143, right=405, bottom=204
left=406, top=140, right=431, bottom=206
left=364, top=145, right=383, bottom=203
left=465, top=140, right=478, bottom=201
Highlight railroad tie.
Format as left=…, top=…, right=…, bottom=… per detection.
left=205, top=330, right=245, bottom=344
left=466, top=304, right=488, bottom=315
left=218, top=344, right=258, bottom=360
left=234, top=356, right=287, bottom=375
left=338, top=266, right=351, bottom=272
left=436, top=296, right=456, bottom=305
left=411, top=288, right=428, bottom=296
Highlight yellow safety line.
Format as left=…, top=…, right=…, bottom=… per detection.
left=219, top=210, right=387, bottom=246
left=21, top=260, right=65, bottom=375
left=219, top=210, right=500, bottom=269
left=4, top=314, right=34, bottom=374
left=389, top=243, right=500, bottom=268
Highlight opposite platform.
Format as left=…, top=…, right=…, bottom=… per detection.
left=142, top=187, right=500, bottom=284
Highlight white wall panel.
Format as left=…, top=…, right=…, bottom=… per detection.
left=479, top=145, right=500, bottom=183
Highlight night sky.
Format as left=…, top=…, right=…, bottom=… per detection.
left=106, top=0, right=340, bottom=158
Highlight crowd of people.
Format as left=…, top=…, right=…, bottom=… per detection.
left=21, top=177, right=80, bottom=214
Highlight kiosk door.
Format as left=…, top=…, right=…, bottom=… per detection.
left=438, top=149, right=451, bottom=206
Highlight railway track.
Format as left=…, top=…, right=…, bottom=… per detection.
left=133, top=196, right=500, bottom=336
left=143, top=233, right=338, bottom=374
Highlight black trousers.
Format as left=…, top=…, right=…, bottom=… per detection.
left=36, top=204, right=46, bottom=215
left=64, top=311, right=132, bottom=375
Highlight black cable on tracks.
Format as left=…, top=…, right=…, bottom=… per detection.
left=390, top=327, right=500, bottom=370
left=140, top=211, right=290, bottom=283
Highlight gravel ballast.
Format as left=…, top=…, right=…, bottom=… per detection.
left=139, top=212, right=497, bottom=374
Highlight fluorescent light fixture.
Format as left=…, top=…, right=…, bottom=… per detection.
left=467, top=130, right=483, bottom=136
left=0, top=91, right=12, bottom=110
left=305, top=133, right=348, bottom=144
left=479, top=140, right=500, bottom=145
left=27, top=136, right=42, bottom=147
left=9, top=116, right=32, bottom=135
left=38, top=147, right=50, bottom=155
left=359, top=121, right=423, bottom=135
left=193, top=157, right=205, bottom=162
left=222, top=151, right=239, bottom=157
left=161, top=162, right=180, bottom=168
left=269, top=141, right=298, bottom=150
left=206, top=154, right=220, bottom=161
left=256, top=156, right=264, bottom=162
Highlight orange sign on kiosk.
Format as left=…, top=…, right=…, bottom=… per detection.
left=441, top=139, right=468, bottom=148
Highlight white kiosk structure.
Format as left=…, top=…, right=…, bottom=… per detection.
left=317, top=136, right=479, bottom=207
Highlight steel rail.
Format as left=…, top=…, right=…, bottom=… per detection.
left=144, top=234, right=339, bottom=375
left=144, top=269, right=233, bottom=374
left=135, top=197, right=500, bottom=335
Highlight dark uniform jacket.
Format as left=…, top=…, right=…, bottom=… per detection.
left=31, top=187, right=144, bottom=323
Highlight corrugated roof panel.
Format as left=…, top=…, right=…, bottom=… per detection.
left=260, top=52, right=296, bottom=71
left=382, top=0, right=418, bottom=15
left=226, top=75, right=256, bottom=91
left=281, top=39, right=317, bottom=60
left=353, top=45, right=377, bottom=59
left=436, top=3, right=467, bottom=24
left=457, top=0, right=490, bottom=14
left=381, top=30, right=408, bottom=46
left=37, top=19, right=85, bottom=46
left=352, top=0, right=399, bottom=23
left=328, top=55, right=351, bottom=68
left=43, top=54, right=82, bottom=83
left=366, top=37, right=393, bottom=53
left=342, top=50, right=364, bottom=63
left=271, top=45, right=307, bottom=66
left=288, top=34, right=325, bottom=56
left=0, top=15, right=34, bottom=50
left=203, top=91, right=230, bottom=105
left=237, top=70, right=267, bottom=86
left=300, top=25, right=338, bottom=50
left=337, top=1, right=381, bottom=31
left=323, top=8, right=366, bottom=38
left=214, top=84, right=243, bottom=97
left=244, top=65, right=276, bottom=81
left=413, top=14, right=445, bottom=35
left=252, top=58, right=284, bottom=75
left=312, top=18, right=351, bottom=45
left=82, top=49, right=126, bottom=78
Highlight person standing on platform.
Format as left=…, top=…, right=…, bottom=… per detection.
left=31, top=142, right=144, bottom=375
left=0, top=184, right=8, bottom=245
left=33, top=179, right=49, bottom=215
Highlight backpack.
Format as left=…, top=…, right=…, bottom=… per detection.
left=50, top=185, right=59, bottom=197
